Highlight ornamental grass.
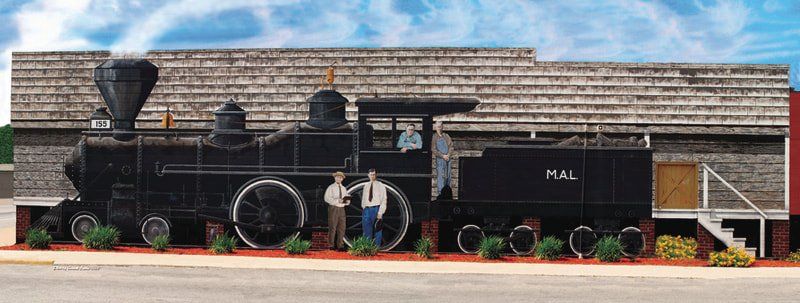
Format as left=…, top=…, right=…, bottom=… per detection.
left=348, top=236, right=379, bottom=257
left=284, top=235, right=312, bottom=255
left=595, top=236, right=623, bottom=262
left=209, top=233, right=238, bottom=254
left=534, top=236, right=564, bottom=260
left=83, top=225, right=121, bottom=250
left=477, top=236, right=506, bottom=259
left=655, top=235, right=697, bottom=260
left=25, top=228, right=52, bottom=249
left=414, top=237, right=434, bottom=259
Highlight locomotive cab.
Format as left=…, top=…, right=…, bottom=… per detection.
left=354, top=97, right=479, bottom=174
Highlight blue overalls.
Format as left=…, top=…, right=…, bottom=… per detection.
left=436, top=136, right=451, bottom=195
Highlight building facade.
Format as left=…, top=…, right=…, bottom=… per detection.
left=10, top=48, right=793, bottom=256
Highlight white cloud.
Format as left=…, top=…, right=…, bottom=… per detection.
left=0, top=0, right=798, bottom=126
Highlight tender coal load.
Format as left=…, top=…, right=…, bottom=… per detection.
left=93, top=59, right=159, bottom=141
left=306, top=90, right=348, bottom=129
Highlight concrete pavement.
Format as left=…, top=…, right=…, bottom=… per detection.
left=2, top=249, right=800, bottom=280
left=2, top=264, right=799, bottom=303
left=0, top=203, right=14, bottom=246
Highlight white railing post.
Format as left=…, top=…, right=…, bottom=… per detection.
left=759, top=217, right=766, bottom=258
left=703, top=167, right=709, bottom=209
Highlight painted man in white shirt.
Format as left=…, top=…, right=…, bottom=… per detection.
left=324, top=171, right=349, bottom=250
left=361, top=168, right=387, bottom=246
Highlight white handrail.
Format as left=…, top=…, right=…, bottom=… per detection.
left=700, top=163, right=768, bottom=219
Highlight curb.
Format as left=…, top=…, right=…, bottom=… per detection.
left=1, top=249, right=799, bottom=279
left=0, top=258, right=54, bottom=266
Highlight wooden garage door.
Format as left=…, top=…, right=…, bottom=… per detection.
left=655, top=162, right=698, bottom=209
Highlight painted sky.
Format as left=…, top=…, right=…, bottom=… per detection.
left=0, top=0, right=799, bottom=125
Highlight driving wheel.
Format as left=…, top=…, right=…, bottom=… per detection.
left=342, top=180, right=410, bottom=251
left=231, top=178, right=306, bottom=249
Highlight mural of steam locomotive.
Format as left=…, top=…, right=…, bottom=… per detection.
left=33, top=59, right=653, bottom=256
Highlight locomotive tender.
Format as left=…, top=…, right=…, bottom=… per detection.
left=35, top=59, right=653, bottom=255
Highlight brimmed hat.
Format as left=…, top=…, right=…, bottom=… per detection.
left=332, top=171, right=346, bottom=178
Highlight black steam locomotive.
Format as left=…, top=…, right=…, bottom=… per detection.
left=34, top=59, right=653, bottom=255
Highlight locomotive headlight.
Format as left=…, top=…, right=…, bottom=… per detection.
left=90, top=107, right=113, bottom=131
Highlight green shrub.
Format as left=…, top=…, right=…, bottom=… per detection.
left=534, top=236, right=564, bottom=260
left=25, top=228, right=52, bottom=249
left=151, top=235, right=170, bottom=252
left=348, top=236, right=379, bottom=257
left=414, top=237, right=434, bottom=259
left=655, top=235, right=697, bottom=260
left=709, top=247, right=755, bottom=267
left=595, top=236, right=623, bottom=262
left=478, top=236, right=506, bottom=259
left=83, top=225, right=121, bottom=250
left=209, top=233, right=237, bottom=254
left=787, top=250, right=800, bottom=262
left=0, top=125, right=12, bottom=164
left=284, top=235, right=312, bottom=255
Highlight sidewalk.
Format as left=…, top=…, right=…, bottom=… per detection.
left=0, top=204, right=14, bottom=246
left=1, top=249, right=799, bottom=279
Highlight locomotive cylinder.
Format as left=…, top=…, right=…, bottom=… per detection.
left=93, top=59, right=159, bottom=141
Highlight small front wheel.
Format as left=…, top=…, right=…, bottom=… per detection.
left=509, top=225, right=537, bottom=255
left=457, top=224, right=484, bottom=254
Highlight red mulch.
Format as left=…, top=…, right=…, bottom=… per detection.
left=2, top=243, right=798, bottom=267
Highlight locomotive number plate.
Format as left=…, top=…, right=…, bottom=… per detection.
left=91, top=119, right=111, bottom=129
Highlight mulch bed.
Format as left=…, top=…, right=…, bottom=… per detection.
left=2, top=243, right=798, bottom=267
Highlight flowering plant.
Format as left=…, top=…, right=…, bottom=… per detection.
left=708, top=247, right=755, bottom=267
left=655, top=235, right=697, bottom=260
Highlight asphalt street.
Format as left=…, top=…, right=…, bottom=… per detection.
left=1, top=264, right=798, bottom=302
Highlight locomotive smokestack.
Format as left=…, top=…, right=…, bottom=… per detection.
left=93, top=59, right=158, bottom=141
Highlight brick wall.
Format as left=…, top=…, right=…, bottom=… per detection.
left=311, top=226, right=328, bottom=250
left=697, top=222, right=715, bottom=258
left=15, top=206, right=30, bottom=243
left=421, top=219, right=439, bottom=253
left=204, top=220, right=225, bottom=245
left=640, top=218, right=655, bottom=256
left=772, top=220, right=790, bottom=258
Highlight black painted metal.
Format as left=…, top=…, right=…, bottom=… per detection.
left=56, top=68, right=660, bottom=252
left=93, top=59, right=158, bottom=141
left=306, top=90, right=348, bottom=129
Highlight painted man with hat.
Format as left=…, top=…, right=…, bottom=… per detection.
left=324, top=171, right=350, bottom=251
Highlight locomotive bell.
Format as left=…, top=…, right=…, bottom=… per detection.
left=93, top=59, right=159, bottom=141
left=306, top=90, right=348, bottom=129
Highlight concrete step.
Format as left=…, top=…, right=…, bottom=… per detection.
left=745, top=247, right=757, bottom=257
left=720, top=228, right=735, bottom=233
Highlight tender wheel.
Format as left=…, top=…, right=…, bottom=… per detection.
left=457, top=224, right=484, bottom=254
left=231, top=178, right=306, bottom=249
left=141, top=215, right=170, bottom=245
left=343, top=180, right=410, bottom=251
left=71, top=213, right=98, bottom=243
left=509, top=225, right=537, bottom=255
left=569, top=226, right=597, bottom=256
left=618, top=226, right=645, bottom=257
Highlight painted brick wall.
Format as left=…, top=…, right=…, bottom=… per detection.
left=15, top=206, right=30, bottom=243
left=697, top=222, right=715, bottom=259
left=204, top=220, right=225, bottom=246
left=421, top=219, right=439, bottom=253
left=772, top=220, right=790, bottom=258
left=640, top=218, right=656, bottom=256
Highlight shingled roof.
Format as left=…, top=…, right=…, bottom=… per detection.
left=10, top=47, right=790, bottom=134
